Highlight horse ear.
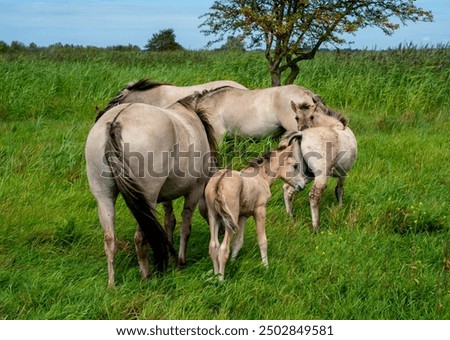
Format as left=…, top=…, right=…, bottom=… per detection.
left=291, top=100, right=297, bottom=113
left=291, top=138, right=302, bottom=162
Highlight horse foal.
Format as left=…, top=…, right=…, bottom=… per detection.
left=205, top=139, right=304, bottom=281
left=282, top=102, right=357, bottom=231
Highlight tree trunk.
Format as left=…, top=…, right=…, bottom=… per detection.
left=271, top=73, right=281, bottom=87
left=284, top=63, right=300, bottom=85
left=270, top=68, right=282, bottom=87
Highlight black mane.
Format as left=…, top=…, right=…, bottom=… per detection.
left=323, top=105, right=348, bottom=126
left=95, top=79, right=170, bottom=122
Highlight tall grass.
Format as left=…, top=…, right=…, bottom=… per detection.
left=0, top=46, right=449, bottom=319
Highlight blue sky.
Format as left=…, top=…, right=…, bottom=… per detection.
left=0, top=0, right=448, bottom=50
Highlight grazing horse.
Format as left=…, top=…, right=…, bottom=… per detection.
left=195, top=85, right=334, bottom=139
left=95, top=79, right=247, bottom=122
left=205, top=138, right=304, bottom=281
left=85, top=93, right=216, bottom=286
left=97, top=79, right=335, bottom=140
left=281, top=103, right=357, bottom=231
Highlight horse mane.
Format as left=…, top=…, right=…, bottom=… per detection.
left=325, top=106, right=348, bottom=127
left=95, top=79, right=171, bottom=122
left=177, top=92, right=218, bottom=163
left=245, top=144, right=289, bottom=171
left=199, top=85, right=236, bottom=98
left=307, top=94, right=348, bottom=127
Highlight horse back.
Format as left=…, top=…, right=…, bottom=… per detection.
left=300, top=126, right=357, bottom=176
left=122, top=80, right=247, bottom=108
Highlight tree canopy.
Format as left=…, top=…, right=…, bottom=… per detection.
left=144, top=28, right=184, bottom=52
left=200, top=0, right=433, bottom=86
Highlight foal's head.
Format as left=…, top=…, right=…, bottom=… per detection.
left=273, top=138, right=305, bottom=191
left=291, top=100, right=347, bottom=130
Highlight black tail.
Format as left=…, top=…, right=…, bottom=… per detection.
left=105, top=119, right=175, bottom=272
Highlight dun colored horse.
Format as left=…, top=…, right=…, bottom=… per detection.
left=95, top=79, right=247, bottom=122
left=86, top=93, right=216, bottom=286
left=282, top=102, right=357, bottom=230
left=96, top=79, right=335, bottom=140
left=205, top=137, right=304, bottom=281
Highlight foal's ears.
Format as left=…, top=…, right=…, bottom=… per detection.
left=291, top=100, right=298, bottom=113
left=291, top=100, right=311, bottom=114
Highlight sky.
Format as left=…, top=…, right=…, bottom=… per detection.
left=0, top=0, right=449, bottom=50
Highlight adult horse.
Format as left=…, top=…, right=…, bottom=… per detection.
left=95, top=79, right=247, bottom=122
left=96, top=79, right=335, bottom=140
left=195, top=85, right=334, bottom=139
left=85, top=93, right=216, bottom=286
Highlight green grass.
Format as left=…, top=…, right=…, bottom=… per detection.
left=0, top=47, right=449, bottom=319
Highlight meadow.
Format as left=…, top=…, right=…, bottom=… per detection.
left=0, top=46, right=449, bottom=319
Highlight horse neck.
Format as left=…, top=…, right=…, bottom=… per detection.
left=198, top=87, right=232, bottom=107
left=243, top=150, right=284, bottom=187
left=168, top=101, right=195, bottom=117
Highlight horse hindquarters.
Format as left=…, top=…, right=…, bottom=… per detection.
left=205, top=172, right=241, bottom=280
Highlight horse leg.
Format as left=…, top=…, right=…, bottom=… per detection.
left=283, top=183, right=295, bottom=217
left=163, top=201, right=176, bottom=245
left=94, top=191, right=118, bottom=287
left=309, top=177, right=327, bottom=232
left=134, top=225, right=150, bottom=279
left=197, top=195, right=209, bottom=224
left=254, top=206, right=269, bottom=267
left=208, top=211, right=221, bottom=275
left=231, top=216, right=247, bottom=260
left=178, top=188, right=202, bottom=266
left=218, top=227, right=233, bottom=281
left=335, top=177, right=346, bottom=205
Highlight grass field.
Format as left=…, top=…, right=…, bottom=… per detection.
left=0, top=46, right=449, bottom=319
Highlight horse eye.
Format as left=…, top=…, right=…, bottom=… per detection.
left=310, top=115, right=314, bottom=120
left=295, top=116, right=299, bottom=121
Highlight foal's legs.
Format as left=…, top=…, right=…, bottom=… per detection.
left=254, top=206, right=269, bottom=267
left=283, top=179, right=311, bottom=217
left=231, top=216, right=247, bottom=260
left=218, top=227, right=233, bottom=281
left=335, top=176, right=346, bottom=205
left=208, top=211, right=221, bottom=275
left=283, top=183, right=296, bottom=216
left=309, top=176, right=328, bottom=231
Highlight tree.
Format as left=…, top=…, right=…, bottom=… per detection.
left=200, top=0, right=433, bottom=86
left=218, top=36, right=246, bottom=51
left=0, top=41, right=8, bottom=53
left=144, top=28, right=184, bottom=52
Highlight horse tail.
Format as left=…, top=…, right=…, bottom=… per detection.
left=214, top=170, right=239, bottom=233
left=104, top=114, right=175, bottom=272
